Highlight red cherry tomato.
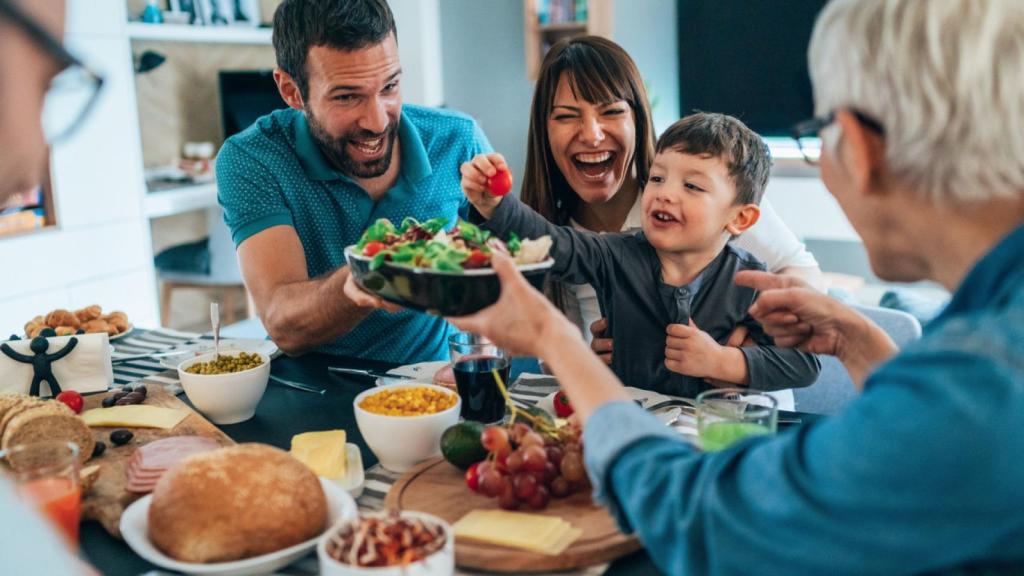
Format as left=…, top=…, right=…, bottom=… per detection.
left=464, top=249, right=490, bottom=269
left=553, top=390, right=574, bottom=418
left=56, top=390, right=84, bottom=414
left=487, top=169, right=513, bottom=197
left=465, top=461, right=482, bottom=492
left=363, top=241, right=386, bottom=257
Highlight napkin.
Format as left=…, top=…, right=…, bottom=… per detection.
left=0, top=333, right=113, bottom=396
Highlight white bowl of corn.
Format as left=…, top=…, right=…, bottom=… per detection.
left=353, top=384, right=460, bottom=473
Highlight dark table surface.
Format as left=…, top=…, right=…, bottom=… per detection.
left=80, top=353, right=668, bottom=575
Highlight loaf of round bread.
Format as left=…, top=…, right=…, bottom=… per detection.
left=148, top=443, right=327, bottom=563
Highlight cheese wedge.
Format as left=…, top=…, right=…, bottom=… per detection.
left=81, top=405, right=188, bottom=429
left=452, top=510, right=582, bottom=555
left=290, top=429, right=347, bottom=479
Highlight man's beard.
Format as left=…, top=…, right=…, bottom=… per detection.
left=306, top=107, right=399, bottom=179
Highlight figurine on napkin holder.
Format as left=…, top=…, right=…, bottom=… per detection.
left=0, top=333, right=113, bottom=397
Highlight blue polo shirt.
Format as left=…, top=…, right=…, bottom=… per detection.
left=216, top=105, right=492, bottom=362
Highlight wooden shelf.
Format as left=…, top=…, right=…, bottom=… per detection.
left=144, top=182, right=219, bottom=219
left=126, top=22, right=272, bottom=45
left=524, top=0, right=614, bottom=80
left=539, top=22, right=588, bottom=32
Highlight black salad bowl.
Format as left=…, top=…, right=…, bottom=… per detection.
left=345, top=245, right=555, bottom=316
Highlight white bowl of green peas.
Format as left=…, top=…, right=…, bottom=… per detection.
left=177, top=350, right=270, bottom=424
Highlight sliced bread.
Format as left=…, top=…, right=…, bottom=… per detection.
left=2, top=403, right=93, bottom=464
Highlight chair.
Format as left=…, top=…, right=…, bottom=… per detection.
left=157, top=207, right=252, bottom=326
left=793, top=303, right=922, bottom=415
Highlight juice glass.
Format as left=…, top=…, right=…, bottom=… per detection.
left=449, top=333, right=509, bottom=423
left=0, top=441, right=82, bottom=546
left=696, top=388, right=777, bottom=452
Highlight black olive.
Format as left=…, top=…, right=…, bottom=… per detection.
left=115, top=397, right=135, bottom=406
left=112, top=391, right=128, bottom=402
left=109, top=429, right=133, bottom=445
left=75, top=329, right=85, bottom=335
left=39, top=328, right=57, bottom=338
left=133, top=385, right=147, bottom=397
left=91, top=441, right=106, bottom=458
left=123, top=393, right=145, bottom=404
left=101, top=395, right=117, bottom=408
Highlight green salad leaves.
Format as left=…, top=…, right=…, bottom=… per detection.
left=354, top=217, right=547, bottom=273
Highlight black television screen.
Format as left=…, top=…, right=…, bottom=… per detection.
left=677, top=0, right=828, bottom=136
left=218, top=70, right=289, bottom=139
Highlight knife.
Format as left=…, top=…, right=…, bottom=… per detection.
left=111, top=350, right=191, bottom=364
left=328, top=366, right=416, bottom=380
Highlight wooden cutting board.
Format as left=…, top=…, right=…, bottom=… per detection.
left=385, top=457, right=641, bottom=573
left=81, top=386, right=233, bottom=538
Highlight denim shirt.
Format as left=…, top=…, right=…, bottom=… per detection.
left=584, top=224, right=1024, bottom=575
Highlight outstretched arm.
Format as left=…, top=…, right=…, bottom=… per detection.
left=0, top=344, right=32, bottom=363
left=46, top=338, right=78, bottom=362
left=735, top=270, right=896, bottom=387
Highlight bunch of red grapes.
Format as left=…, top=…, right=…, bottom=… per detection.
left=465, top=421, right=588, bottom=511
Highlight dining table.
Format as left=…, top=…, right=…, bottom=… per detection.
left=80, top=333, right=822, bottom=576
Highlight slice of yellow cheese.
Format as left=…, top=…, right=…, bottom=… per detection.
left=452, top=510, right=582, bottom=555
left=81, top=405, right=188, bottom=429
left=290, top=429, right=347, bottom=478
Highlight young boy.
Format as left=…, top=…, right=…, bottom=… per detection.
left=462, top=112, right=820, bottom=397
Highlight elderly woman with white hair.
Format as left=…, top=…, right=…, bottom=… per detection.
left=446, top=0, right=1024, bottom=573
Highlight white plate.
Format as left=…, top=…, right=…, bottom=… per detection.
left=374, top=360, right=449, bottom=387
left=535, top=386, right=692, bottom=428
left=22, top=325, right=133, bottom=341
left=120, top=477, right=357, bottom=576
left=108, top=324, right=135, bottom=341
left=159, top=339, right=281, bottom=369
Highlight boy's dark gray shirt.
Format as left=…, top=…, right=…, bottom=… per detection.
left=483, top=197, right=820, bottom=397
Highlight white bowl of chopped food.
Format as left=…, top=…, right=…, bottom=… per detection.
left=353, top=384, right=460, bottom=473
left=177, top=351, right=270, bottom=424
left=318, top=510, right=454, bottom=576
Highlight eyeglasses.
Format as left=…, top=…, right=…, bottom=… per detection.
left=0, top=0, right=105, bottom=143
left=790, top=109, right=885, bottom=166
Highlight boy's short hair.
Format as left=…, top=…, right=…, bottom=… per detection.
left=655, top=113, right=771, bottom=205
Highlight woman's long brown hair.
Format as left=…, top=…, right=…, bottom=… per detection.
left=520, top=36, right=656, bottom=314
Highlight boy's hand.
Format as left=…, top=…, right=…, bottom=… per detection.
left=460, top=153, right=510, bottom=219
left=589, top=318, right=613, bottom=365
left=664, top=320, right=729, bottom=379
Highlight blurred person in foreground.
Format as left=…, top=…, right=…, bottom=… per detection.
left=0, top=0, right=103, bottom=573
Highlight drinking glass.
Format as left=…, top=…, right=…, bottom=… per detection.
left=696, top=388, right=777, bottom=451
left=449, top=333, right=509, bottom=423
left=0, top=441, right=82, bottom=545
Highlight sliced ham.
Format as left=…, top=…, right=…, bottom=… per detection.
left=124, top=436, right=222, bottom=494
left=432, top=363, right=456, bottom=390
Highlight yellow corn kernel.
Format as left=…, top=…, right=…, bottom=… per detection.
left=358, top=387, right=457, bottom=416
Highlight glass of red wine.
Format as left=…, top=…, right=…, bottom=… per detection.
left=449, top=333, right=510, bottom=423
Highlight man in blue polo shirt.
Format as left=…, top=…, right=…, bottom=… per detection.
left=216, top=0, right=489, bottom=362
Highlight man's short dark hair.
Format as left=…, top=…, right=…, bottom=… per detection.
left=655, top=112, right=772, bottom=205
left=272, top=0, right=397, bottom=100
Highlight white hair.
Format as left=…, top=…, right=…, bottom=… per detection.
left=809, top=0, right=1024, bottom=204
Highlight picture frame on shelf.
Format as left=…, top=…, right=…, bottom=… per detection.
left=192, top=0, right=229, bottom=26
left=209, top=0, right=234, bottom=25
left=231, top=0, right=261, bottom=28
left=167, top=0, right=196, bottom=24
